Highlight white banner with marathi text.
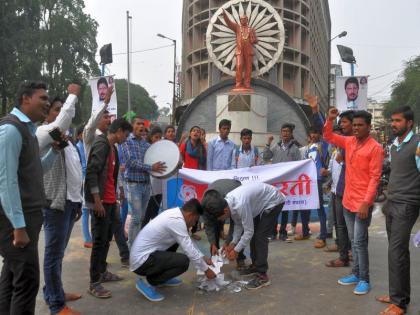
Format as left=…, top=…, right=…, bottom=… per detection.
left=163, top=159, right=319, bottom=211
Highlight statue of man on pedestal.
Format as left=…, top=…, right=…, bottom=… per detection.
left=223, top=9, right=258, bottom=91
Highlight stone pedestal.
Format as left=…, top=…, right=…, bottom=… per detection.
left=210, top=93, right=269, bottom=147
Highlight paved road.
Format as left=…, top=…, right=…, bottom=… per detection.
left=15, top=205, right=420, bottom=314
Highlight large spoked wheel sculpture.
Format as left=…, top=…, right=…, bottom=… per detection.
left=206, top=0, right=285, bottom=77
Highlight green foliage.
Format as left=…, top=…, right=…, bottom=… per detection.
left=0, top=0, right=99, bottom=115
left=384, top=55, right=420, bottom=126
left=78, top=79, right=159, bottom=124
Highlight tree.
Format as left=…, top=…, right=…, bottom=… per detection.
left=0, top=0, right=99, bottom=116
left=78, top=79, right=159, bottom=124
left=158, top=107, right=171, bottom=117
left=0, top=1, right=43, bottom=115
left=39, top=0, right=99, bottom=96
left=384, top=55, right=420, bottom=128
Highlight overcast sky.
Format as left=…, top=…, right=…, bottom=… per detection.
left=84, top=0, right=420, bottom=108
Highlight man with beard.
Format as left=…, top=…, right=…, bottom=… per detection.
left=376, top=106, right=420, bottom=315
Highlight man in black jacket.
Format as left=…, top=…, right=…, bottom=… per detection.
left=85, top=118, right=132, bottom=299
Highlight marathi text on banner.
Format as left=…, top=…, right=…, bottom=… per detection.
left=162, top=159, right=319, bottom=211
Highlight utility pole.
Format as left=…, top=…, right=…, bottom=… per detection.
left=126, top=11, right=132, bottom=122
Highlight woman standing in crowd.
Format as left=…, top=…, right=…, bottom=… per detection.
left=179, top=126, right=207, bottom=240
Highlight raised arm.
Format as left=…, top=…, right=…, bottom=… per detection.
left=83, top=86, right=113, bottom=152
left=223, top=9, right=238, bottom=32
left=323, top=107, right=348, bottom=149
left=36, top=84, right=80, bottom=153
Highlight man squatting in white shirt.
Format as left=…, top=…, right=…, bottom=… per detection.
left=129, top=199, right=216, bottom=302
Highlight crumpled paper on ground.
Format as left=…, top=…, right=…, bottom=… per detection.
left=197, top=250, right=230, bottom=292
left=414, top=230, right=420, bottom=248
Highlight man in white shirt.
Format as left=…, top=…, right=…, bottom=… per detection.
left=203, top=182, right=285, bottom=290
left=130, top=199, right=215, bottom=302
left=35, top=84, right=84, bottom=315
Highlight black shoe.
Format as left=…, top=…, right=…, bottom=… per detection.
left=326, top=232, right=333, bottom=239
left=246, top=274, right=271, bottom=290
left=239, top=265, right=258, bottom=277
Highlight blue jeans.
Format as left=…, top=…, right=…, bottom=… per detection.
left=317, top=181, right=327, bottom=240
left=82, top=208, right=92, bottom=243
left=127, top=182, right=150, bottom=247
left=343, top=207, right=372, bottom=282
left=43, top=201, right=79, bottom=314
left=120, top=181, right=129, bottom=228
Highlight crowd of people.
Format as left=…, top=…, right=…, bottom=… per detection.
left=0, top=81, right=419, bottom=315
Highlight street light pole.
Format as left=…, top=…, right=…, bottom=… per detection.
left=157, top=33, right=176, bottom=125
left=126, top=11, right=132, bottom=122
left=328, top=31, right=347, bottom=108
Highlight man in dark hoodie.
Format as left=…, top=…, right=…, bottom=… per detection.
left=84, top=118, right=132, bottom=299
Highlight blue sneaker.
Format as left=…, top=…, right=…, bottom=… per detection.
left=157, top=278, right=183, bottom=287
left=353, top=280, right=370, bottom=295
left=135, top=279, right=164, bottom=302
left=338, top=274, right=359, bottom=285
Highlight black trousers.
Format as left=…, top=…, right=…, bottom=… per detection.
left=133, top=250, right=189, bottom=286
left=332, top=194, right=350, bottom=262
left=385, top=200, right=419, bottom=310
left=250, top=203, right=284, bottom=274
left=0, top=211, right=43, bottom=315
left=90, top=203, right=118, bottom=283
left=227, top=219, right=246, bottom=262
left=274, top=211, right=289, bottom=237
left=141, top=194, right=162, bottom=228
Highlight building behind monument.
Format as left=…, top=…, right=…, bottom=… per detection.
left=181, top=0, right=331, bottom=111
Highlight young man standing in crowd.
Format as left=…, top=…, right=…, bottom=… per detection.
left=303, top=126, right=330, bottom=248
left=377, top=106, right=420, bottom=315
left=307, top=95, right=354, bottom=267
left=0, top=82, right=61, bottom=314
left=203, top=182, right=285, bottom=290
left=36, top=85, right=85, bottom=315
left=121, top=117, right=166, bottom=248
left=263, top=123, right=303, bottom=241
left=130, top=199, right=215, bottom=302
left=207, top=119, right=235, bottom=171
left=75, top=125, right=92, bottom=248
left=231, top=128, right=260, bottom=169
left=206, top=119, right=236, bottom=242
left=85, top=118, right=133, bottom=299
left=324, top=108, right=383, bottom=295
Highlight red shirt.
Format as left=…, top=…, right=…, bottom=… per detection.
left=323, top=120, right=384, bottom=212
left=179, top=142, right=206, bottom=170
left=103, top=147, right=117, bottom=204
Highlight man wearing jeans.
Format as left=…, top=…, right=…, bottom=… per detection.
left=121, top=117, right=165, bottom=248
left=306, top=95, right=354, bottom=266
left=323, top=108, right=383, bottom=295
left=377, top=106, right=420, bottom=315
left=36, top=85, right=84, bottom=315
